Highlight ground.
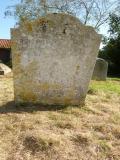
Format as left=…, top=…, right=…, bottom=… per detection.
left=0, top=74, right=120, bottom=160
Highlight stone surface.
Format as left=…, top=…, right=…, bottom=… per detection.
left=0, top=63, right=11, bottom=75
left=92, top=58, right=108, bottom=81
left=11, top=13, right=101, bottom=105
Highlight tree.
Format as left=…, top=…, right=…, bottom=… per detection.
left=48, top=0, right=118, bottom=29
left=99, top=14, right=120, bottom=77
left=109, top=14, right=120, bottom=37
left=5, top=0, right=119, bottom=30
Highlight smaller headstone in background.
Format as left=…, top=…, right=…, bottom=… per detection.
left=92, top=58, right=108, bottom=81
left=0, top=63, right=11, bottom=75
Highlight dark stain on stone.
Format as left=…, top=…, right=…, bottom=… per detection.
left=63, top=28, right=66, bottom=34
left=42, top=23, right=47, bottom=32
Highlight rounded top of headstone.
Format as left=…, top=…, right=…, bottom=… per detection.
left=96, top=58, right=106, bottom=62
left=11, top=13, right=101, bottom=41
left=96, top=58, right=108, bottom=65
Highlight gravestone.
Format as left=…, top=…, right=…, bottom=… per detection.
left=11, top=13, right=101, bottom=105
left=0, top=63, right=11, bottom=75
left=92, top=58, right=108, bottom=81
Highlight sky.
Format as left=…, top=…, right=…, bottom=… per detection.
left=0, top=0, right=19, bottom=39
left=0, top=0, right=109, bottom=40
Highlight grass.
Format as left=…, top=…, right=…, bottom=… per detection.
left=55, top=121, right=74, bottom=129
left=0, top=75, right=120, bottom=160
left=89, top=78, right=120, bottom=95
left=109, top=113, right=120, bottom=124
left=23, top=134, right=60, bottom=153
left=71, top=134, right=90, bottom=147
left=98, top=140, right=112, bottom=156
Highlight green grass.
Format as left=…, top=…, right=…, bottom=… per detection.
left=89, top=78, right=120, bottom=95
left=108, top=77, right=120, bottom=81
left=98, top=140, right=112, bottom=156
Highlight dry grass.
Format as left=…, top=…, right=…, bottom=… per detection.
left=0, top=75, right=120, bottom=160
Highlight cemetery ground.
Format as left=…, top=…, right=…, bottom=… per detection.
left=0, top=75, right=120, bottom=160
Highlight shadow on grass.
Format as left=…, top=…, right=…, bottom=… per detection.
left=0, top=101, right=71, bottom=114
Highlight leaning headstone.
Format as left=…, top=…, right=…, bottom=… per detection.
left=92, top=58, right=108, bottom=81
left=11, top=13, right=101, bottom=105
left=0, top=63, right=11, bottom=75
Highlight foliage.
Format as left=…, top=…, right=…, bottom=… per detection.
left=109, top=13, right=120, bottom=36
left=99, top=14, right=120, bottom=77
left=5, top=0, right=118, bottom=29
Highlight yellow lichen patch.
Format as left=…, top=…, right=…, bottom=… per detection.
left=25, top=22, right=33, bottom=32
left=63, top=97, right=72, bottom=105
left=63, top=96, right=81, bottom=106
left=11, top=41, right=20, bottom=52
left=47, top=96, right=80, bottom=106
left=11, top=29, right=21, bottom=38
left=66, top=89, right=76, bottom=97
left=21, top=18, right=49, bottom=30
left=76, top=65, right=80, bottom=70
left=33, top=17, right=54, bottom=28
left=11, top=40, right=17, bottom=48
left=49, top=97, right=62, bottom=105
left=36, top=18, right=48, bottom=26
left=13, top=53, right=21, bottom=64
left=24, top=61, right=38, bottom=73
left=18, top=90, right=37, bottom=102
left=14, top=82, right=39, bottom=103
left=38, top=83, right=50, bottom=90
left=38, top=83, right=62, bottom=91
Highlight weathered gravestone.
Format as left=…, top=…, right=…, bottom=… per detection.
left=92, top=58, right=108, bottom=81
left=11, top=13, right=101, bottom=105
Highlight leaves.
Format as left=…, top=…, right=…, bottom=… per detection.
left=99, top=14, right=120, bottom=76
left=5, top=0, right=119, bottom=29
